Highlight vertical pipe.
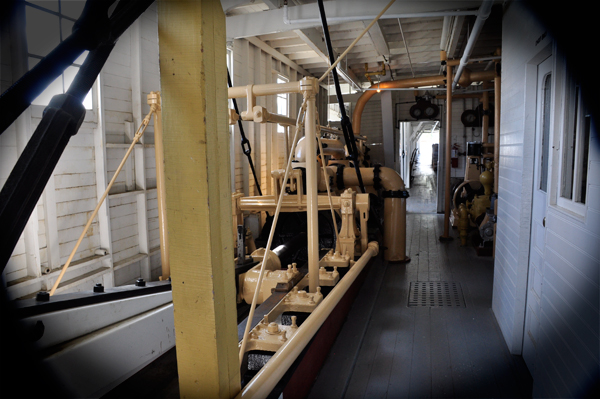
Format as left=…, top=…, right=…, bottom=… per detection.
left=482, top=83, right=489, bottom=146
left=440, top=65, right=453, bottom=241
left=149, top=92, right=170, bottom=280
left=494, top=65, right=501, bottom=194
left=306, top=92, right=319, bottom=293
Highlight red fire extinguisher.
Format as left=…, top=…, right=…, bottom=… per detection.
left=451, top=143, right=460, bottom=168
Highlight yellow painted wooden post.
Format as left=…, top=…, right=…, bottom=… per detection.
left=157, top=1, right=241, bottom=397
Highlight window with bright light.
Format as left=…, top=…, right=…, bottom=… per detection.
left=328, top=102, right=351, bottom=122
left=276, top=75, right=288, bottom=134
left=327, top=82, right=356, bottom=95
left=558, top=75, right=591, bottom=210
left=25, top=1, right=92, bottom=109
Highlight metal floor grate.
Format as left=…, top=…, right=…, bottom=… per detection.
left=408, top=281, right=466, bottom=307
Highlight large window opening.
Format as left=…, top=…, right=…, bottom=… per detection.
left=559, top=77, right=591, bottom=207
left=276, top=74, right=288, bottom=134
left=25, top=0, right=92, bottom=109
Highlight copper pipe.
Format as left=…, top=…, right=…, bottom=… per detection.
left=351, top=70, right=495, bottom=134
left=352, top=76, right=445, bottom=134
left=440, top=65, right=453, bottom=240
left=482, top=82, right=490, bottom=147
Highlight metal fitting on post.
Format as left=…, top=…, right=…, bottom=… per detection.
left=300, top=77, right=318, bottom=97
left=93, top=283, right=104, bottom=293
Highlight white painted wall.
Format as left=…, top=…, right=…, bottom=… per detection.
left=360, top=97, right=383, bottom=165
left=1, top=3, right=162, bottom=297
left=231, top=38, right=308, bottom=197
left=493, top=2, right=599, bottom=397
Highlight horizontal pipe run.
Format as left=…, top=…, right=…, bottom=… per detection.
left=451, top=0, right=494, bottom=90
left=445, top=55, right=501, bottom=66
left=237, top=242, right=379, bottom=399
left=228, top=81, right=303, bottom=99
left=352, top=70, right=495, bottom=134
left=238, top=195, right=342, bottom=212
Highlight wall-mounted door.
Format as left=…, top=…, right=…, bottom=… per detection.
left=522, top=55, right=553, bottom=373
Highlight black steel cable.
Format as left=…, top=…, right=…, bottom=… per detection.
left=0, top=0, right=154, bottom=272
left=316, top=0, right=366, bottom=193
left=227, top=68, right=263, bottom=196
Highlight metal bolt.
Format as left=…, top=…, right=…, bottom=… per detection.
left=267, top=322, right=279, bottom=334
left=36, top=291, right=50, bottom=302
left=279, top=331, right=287, bottom=342
left=93, top=283, right=104, bottom=293
left=135, top=278, right=146, bottom=287
left=291, top=316, right=298, bottom=328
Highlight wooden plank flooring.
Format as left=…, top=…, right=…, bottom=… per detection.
left=308, top=214, right=532, bottom=399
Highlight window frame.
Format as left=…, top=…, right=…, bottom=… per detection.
left=275, top=73, right=289, bottom=134
left=553, top=58, right=591, bottom=216
left=25, top=0, right=96, bottom=115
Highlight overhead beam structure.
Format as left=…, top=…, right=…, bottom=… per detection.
left=246, top=36, right=312, bottom=77
left=365, top=20, right=390, bottom=58
left=226, top=0, right=479, bottom=39
left=157, top=0, right=240, bottom=397
left=294, top=28, right=363, bottom=89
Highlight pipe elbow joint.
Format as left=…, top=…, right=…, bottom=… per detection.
left=378, top=167, right=406, bottom=191
left=457, top=68, right=472, bottom=87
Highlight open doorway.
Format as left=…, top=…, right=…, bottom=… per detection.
left=406, top=122, right=440, bottom=213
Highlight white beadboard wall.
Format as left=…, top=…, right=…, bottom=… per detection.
left=1, top=4, right=162, bottom=298
left=231, top=38, right=307, bottom=198
left=494, top=2, right=599, bottom=397
left=360, top=97, right=384, bottom=165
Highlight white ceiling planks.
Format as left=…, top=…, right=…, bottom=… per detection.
left=225, top=0, right=502, bottom=87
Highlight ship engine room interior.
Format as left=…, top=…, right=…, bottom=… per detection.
left=0, top=1, right=598, bottom=398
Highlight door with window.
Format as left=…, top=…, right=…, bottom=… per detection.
left=523, top=56, right=553, bottom=373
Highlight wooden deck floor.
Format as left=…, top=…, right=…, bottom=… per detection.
left=308, top=214, right=533, bottom=399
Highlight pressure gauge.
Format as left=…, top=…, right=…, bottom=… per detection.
left=461, top=109, right=479, bottom=127
left=424, top=104, right=439, bottom=118
left=409, top=104, right=423, bottom=119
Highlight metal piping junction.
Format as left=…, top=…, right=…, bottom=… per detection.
left=451, top=0, right=494, bottom=90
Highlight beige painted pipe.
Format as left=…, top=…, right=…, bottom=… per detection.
left=320, top=138, right=346, bottom=158
left=441, top=65, right=453, bottom=240
left=340, top=167, right=408, bottom=261
left=351, top=70, right=495, bottom=134
left=237, top=242, right=379, bottom=399
left=228, top=81, right=303, bottom=99
left=305, top=91, right=320, bottom=293
left=148, top=92, right=170, bottom=281
left=383, top=197, right=407, bottom=261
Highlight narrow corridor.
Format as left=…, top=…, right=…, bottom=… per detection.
left=309, top=214, right=532, bottom=398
